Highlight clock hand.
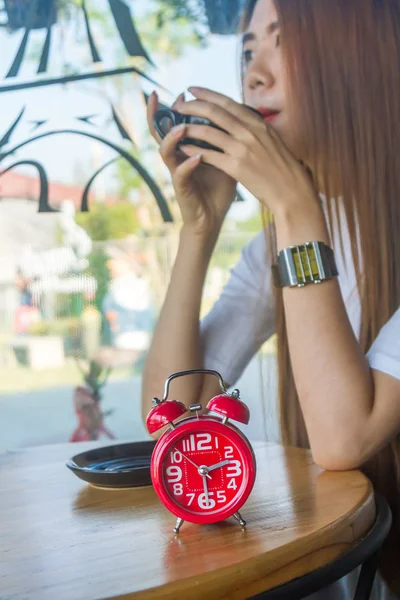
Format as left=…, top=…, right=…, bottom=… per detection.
left=202, top=474, right=211, bottom=507
left=178, top=450, right=212, bottom=479
left=207, top=460, right=232, bottom=473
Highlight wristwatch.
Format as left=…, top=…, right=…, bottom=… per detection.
left=271, top=241, right=338, bottom=288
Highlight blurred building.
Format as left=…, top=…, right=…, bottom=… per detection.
left=0, top=171, right=115, bottom=329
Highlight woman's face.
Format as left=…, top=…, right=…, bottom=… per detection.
left=242, top=0, right=292, bottom=148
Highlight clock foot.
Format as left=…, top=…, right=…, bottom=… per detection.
left=173, top=518, right=184, bottom=534
left=233, top=512, right=246, bottom=527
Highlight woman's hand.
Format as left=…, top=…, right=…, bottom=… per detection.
left=174, top=87, right=319, bottom=221
left=146, top=90, right=237, bottom=237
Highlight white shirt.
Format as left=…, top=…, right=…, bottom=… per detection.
left=201, top=198, right=399, bottom=386
left=368, top=308, right=400, bottom=380
left=200, top=198, right=400, bottom=600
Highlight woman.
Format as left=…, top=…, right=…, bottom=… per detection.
left=142, top=0, right=400, bottom=597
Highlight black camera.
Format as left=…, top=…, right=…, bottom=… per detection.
left=153, top=105, right=262, bottom=152
left=153, top=108, right=226, bottom=152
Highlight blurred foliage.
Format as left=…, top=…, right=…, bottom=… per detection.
left=28, top=316, right=80, bottom=336
left=23, top=0, right=207, bottom=75
left=53, top=292, right=84, bottom=318
left=136, top=0, right=208, bottom=58
left=153, top=0, right=244, bottom=37
left=28, top=316, right=82, bottom=355
left=207, top=210, right=265, bottom=270
left=76, top=358, right=111, bottom=396
left=75, top=202, right=140, bottom=327
left=154, top=0, right=206, bottom=28
left=76, top=201, right=140, bottom=241
left=57, top=0, right=83, bottom=14
left=233, top=210, right=264, bottom=233
left=88, top=247, right=110, bottom=324
left=116, top=158, right=145, bottom=202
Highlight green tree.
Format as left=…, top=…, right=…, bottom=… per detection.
left=116, top=157, right=145, bottom=203
left=76, top=201, right=140, bottom=241
left=233, top=210, right=264, bottom=233
left=75, top=202, right=140, bottom=331
left=87, top=246, right=110, bottom=318
left=135, top=3, right=207, bottom=59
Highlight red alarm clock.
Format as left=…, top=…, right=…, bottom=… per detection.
left=146, top=369, right=256, bottom=533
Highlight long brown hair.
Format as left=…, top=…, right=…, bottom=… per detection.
left=240, top=0, right=400, bottom=593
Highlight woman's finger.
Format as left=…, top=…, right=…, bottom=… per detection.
left=187, top=86, right=264, bottom=129
left=180, top=144, right=234, bottom=178
left=159, top=124, right=188, bottom=170
left=173, top=153, right=202, bottom=189
left=176, top=99, right=248, bottom=141
left=147, top=91, right=186, bottom=145
left=259, top=120, right=302, bottom=167
left=180, top=124, right=242, bottom=157
left=186, top=92, right=293, bottom=163
left=172, top=92, right=185, bottom=111
left=146, top=91, right=162, bottom=144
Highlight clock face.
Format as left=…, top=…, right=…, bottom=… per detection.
left=151, top=418, right=256, bottom=524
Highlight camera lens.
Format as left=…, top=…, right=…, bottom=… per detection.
left=158, top=115, right=174, bottom=136
left=154, top=109, right=181, bottom=139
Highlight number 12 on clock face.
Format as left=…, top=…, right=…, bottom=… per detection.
left=181, top=433, right=219, bottom=452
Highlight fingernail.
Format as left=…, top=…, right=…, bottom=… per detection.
left=172, top=124, right=186, bottom=135
left=189, top=153, right=201, bottom=162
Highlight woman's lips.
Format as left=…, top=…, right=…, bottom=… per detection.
left=256, top=108, right=281, bottom=123
left=265, top=112, right=280, bottom=123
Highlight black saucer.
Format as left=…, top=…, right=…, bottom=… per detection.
left=66, top=441, right=156, bottom=489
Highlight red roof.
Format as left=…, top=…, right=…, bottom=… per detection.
left=0, top=171, right=119, bottom=208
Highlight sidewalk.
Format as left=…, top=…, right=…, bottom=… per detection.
left=0, top=354, right=279, bottom=452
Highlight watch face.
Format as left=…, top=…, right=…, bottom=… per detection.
left=151, top=419, right=256, bottom=524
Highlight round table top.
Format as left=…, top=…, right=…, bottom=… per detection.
left=0, top=441, right=375, bottom=600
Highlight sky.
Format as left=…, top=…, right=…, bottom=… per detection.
left=0, top=1, right=257, bottom=220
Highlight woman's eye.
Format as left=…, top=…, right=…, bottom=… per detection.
left=243, top=49, right=254, bottom=65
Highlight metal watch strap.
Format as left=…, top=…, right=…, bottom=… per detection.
left=271, top=241, right=338, bottom=288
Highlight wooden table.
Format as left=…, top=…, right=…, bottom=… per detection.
left=0, top=441, right=376, bottom=600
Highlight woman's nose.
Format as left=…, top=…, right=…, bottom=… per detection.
left=245, top=57, right=275, bottom=91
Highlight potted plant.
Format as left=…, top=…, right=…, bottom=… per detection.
left=4, top=0, right=57, bottom=30
left=69, top=359, right=115, bottom=442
